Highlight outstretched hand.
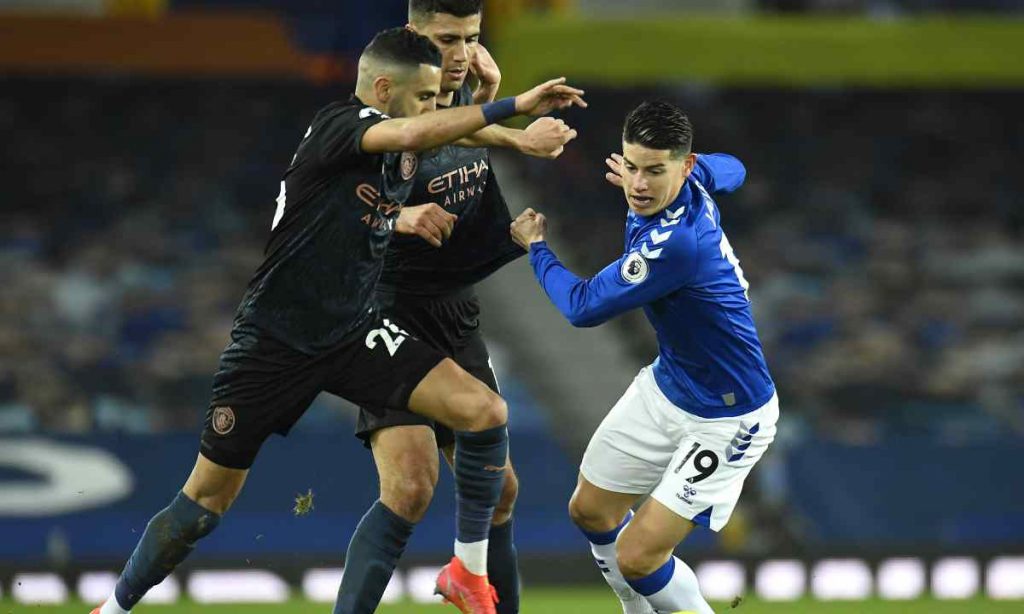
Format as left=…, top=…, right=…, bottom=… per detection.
left=515, top=77, right=587, bottom=117
left=470, top=44, right=501, bottom=104
left=605, top=152, right=624, bottom=188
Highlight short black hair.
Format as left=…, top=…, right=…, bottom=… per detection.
left=409, top=0, right=484, bottom=23
left=362, top=26, right=442, bottom=70
left=623, top=100, right=693, bottom=158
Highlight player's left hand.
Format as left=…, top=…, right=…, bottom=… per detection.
left=470, top=44, right=501, bottom=104
left=396, top=203, right=457, bottom=248
left=510, top=208, right=547, bottom=249
left=605, top=152, right=624, bottom=188
left=517, top=117, right=578, bottom=159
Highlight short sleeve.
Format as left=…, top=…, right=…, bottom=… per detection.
left=312, top=104, right=389, bottom=168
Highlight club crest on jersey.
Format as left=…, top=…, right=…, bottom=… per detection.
left=400, top=152, right=418, bottom=180
left=621, top=252, right=649, bottom=284
left=211, top=406, right=236, bottom=435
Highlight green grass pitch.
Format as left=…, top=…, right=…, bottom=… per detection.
left=3, top=589, right=1021, bottom=613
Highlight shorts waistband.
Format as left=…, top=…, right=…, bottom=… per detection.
left=374, top=284, right=476, bottom=305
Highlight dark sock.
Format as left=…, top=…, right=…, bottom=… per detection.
left=333, top=500, right=414, bottom=614
left=114, top=491, right=221, bottom=609
left=454, top=425, right=509, bottom=544
left=488, top=518, right=520, bottom=614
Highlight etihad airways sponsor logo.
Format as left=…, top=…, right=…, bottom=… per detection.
left=355, top=183, right=401, bottom=231
left=426, top=159, right=488, bottom=194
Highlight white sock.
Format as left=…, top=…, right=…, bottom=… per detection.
left=99, top=593, right=130, bottom=614
left=454, top=539, right=489, bottom=576
left=638, top=556, right=713, bottom=614
left=590, top=540, right=654, bottom=614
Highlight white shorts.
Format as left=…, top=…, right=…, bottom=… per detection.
left=580, top=367, right=778, bottom=532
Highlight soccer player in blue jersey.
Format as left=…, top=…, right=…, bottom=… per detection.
left=511, top=100, right=779, bottom=614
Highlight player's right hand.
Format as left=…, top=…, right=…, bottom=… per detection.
left=518, top=117, right=578, bottom=159
left=514, top=77, right=587, bottom=117
left=605, top=152, right=624, bottom=188
left=396, top=204, right=457, bottom=248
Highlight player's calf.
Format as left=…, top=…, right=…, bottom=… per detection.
left=615, top=504, right=713, bottom=614
left=97, top=454, right=245, bottom=614
left=493, top=464, right=518, bottom=526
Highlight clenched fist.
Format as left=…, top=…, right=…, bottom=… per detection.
left=396, top=203, right=457, bottom=248
left=510, top=208, right=547, bottom=250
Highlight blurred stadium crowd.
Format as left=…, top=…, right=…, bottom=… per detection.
left=2, top=78, right=1022, bottom=448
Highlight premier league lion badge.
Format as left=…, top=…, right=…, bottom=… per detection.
left=621, top=252, right=649, bottom=284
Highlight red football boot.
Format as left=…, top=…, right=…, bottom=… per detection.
left=434, top=556, right=499, bottom=614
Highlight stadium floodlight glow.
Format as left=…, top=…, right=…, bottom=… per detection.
left=303, top=568, right=345, bottom=603
left=987, top=556, right=1024, bottom=599
left=755, top=560, right=805, bottom=601
left=188, top=570, right=289, bottom=603
left=877, top=557, right=925, bottom=600
left=77, top=572, right=178, bottom=605
left=78, top=572, right=118, bottom=604
left=141, top=575, right=181, bottom=604
left=932, top=557, right=979, bottom=599
left=407, top=566, right=445, bottom=603
left=696, top=560, right=745, bottom=601
left=12, top=572, right=69, bottom=604
left=381, top=569, right=405, bottom=604
left=812, top=558, right=872, bottom=600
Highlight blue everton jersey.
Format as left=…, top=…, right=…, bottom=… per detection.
left=529, top=153, right=775, bottom=418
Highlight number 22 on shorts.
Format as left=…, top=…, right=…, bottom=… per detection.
left=365, top=319, right=409, bottom=357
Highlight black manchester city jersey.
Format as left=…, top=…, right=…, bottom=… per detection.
left=378, top=84, right=524, bottom=295
left=232, top=96, right=417, bottom=354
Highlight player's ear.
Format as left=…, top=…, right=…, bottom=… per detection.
left=681, top=152, right=697, bottom=178
left=373, top=75, right=392, bottom=104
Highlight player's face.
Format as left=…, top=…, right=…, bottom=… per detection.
left=410, top=12, right=482, bottom=93
left=620, top=142, right=695, bottom=216
left=386, top=64, right=442, bottom=118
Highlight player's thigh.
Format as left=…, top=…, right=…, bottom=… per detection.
left=568, top=473, right=643, bottom=533
left=650, top=393, right=780, bottom=532
left=580, top=368, right=679, bottom=496
left=428, top=330, right=501, bottom=448
left=181, top=453, right=249, bottom=515
left=407, top=357, right=507, bottom=432
left=202, top=335, right=323, bottom=471
left=324, top=314, right=448, bottom=420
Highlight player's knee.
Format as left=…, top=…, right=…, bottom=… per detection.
left=568, top=492, right=613, bottom=533
left=615, top=535, right=662, bottom=580
left=381, top=473, right=436, bottom=523
left=458, top=390, right=507, bottom=432
left=493, top=465, right=519, bottom=525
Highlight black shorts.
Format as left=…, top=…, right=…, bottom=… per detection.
left=200, top=312, right=445, bottom=469
left=355, top=288, right=498, bottom=449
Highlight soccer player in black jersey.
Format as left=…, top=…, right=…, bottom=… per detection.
left=91, top=27, right=585, bottom=614
left=337, top=3, right=579, bottom=614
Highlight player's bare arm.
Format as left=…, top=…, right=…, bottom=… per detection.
left=361, top=77, right=586, bottom=154
left=457, top=117, right=578, bottom=159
